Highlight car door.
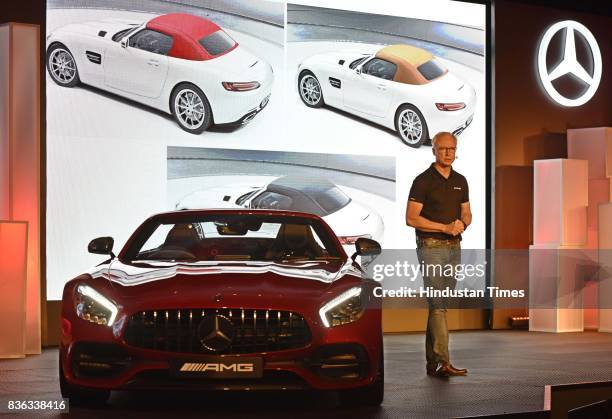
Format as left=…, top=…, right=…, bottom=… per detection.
left=343, top=57, right=396, bottom=118
left=104, top=28, right=171, bottom=98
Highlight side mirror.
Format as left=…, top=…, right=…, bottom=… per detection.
left=351, top=237, right=381, bottom=261
left=88, top=237, right=115, bottom=257
left=356, top=66, right=362, bottom=75
left=120, top=37, right=128, bottom=48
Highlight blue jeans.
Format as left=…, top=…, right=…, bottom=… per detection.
left=416, top=237, right=461, bottom=365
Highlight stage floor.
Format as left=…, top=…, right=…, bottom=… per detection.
left=2, top=330, right=612, bottom=418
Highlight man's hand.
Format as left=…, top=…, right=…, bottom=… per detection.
left=444, top=219, right=465, bottom=236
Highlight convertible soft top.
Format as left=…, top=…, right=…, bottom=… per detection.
left=375, top=44, right=434, bottom=85
left=146, top=13, right=234, bottom=60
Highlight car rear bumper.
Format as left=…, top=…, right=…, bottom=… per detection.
left=215, top=93, right=271, bottom=128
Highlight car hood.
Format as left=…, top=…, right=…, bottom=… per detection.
left=176, top=185, right=260, bottom=209
left=93, top=259, right=362, bottom=309
left=212, top=45, right=273, bottom=84
left=302, top=50, right=372, bottom=68
left=54, top=18, right=141, bottom=40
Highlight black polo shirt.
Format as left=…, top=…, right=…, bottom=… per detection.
left=408, top=163, right=469, bottom=240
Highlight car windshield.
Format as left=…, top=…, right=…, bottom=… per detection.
left=236, top=190, right=259, bottom=206
left=123, top=214, right=342, bottom=263
left=199, top=30, right=236, bottom=56
left=417, top=58, right=447, bottom=81
left=112, top=25, right=140, bottom=42
left=349, top=56, right=368, bottom=69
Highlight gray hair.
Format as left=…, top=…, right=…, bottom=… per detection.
left=431, top=132, right=457, bottom=147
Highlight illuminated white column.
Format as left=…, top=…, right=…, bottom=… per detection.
left=530, top=159, right=589, bottom=332
left=599, top=203, right=612, bottom=333
left=0, top=23, right=41, bottom=354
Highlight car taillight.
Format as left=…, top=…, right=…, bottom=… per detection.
left=338, top=234, right=372, bottom=245
left=222, top=81, right=261, bottom=91
left=435, top=102, right=466, bottom=111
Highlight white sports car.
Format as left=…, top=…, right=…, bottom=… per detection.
left=46, top=13, right=273, bottom=134
left=297, top=44, right=476, bottom=147
left=175, top=176, right=384, bottom=249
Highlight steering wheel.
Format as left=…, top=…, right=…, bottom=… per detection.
left=148, top=246, right=196, bottom=261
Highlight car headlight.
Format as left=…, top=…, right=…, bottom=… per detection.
left=319, top=286, right=365, bottom=328
left=74, top=284, right=118, bottom=326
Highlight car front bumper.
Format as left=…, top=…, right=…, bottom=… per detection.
left=60, top=305, right=382, bottom=392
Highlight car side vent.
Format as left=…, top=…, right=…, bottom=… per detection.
left=85, top=51, right=102, bottom=65
left=223, top=195, right=231, bottom=201
left=338, top=59, right=345, bottom=65
left=329, top=77, right=341, bottom=89
left=98, top=30, right=107, bottom=37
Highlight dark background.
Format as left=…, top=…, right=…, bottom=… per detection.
left=495, top=0, right=612, bottom=249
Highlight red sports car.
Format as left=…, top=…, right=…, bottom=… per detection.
left=59, top=209, right=383, bottom=406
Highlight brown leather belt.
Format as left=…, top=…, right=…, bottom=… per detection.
left=417, top=237, right=460, bottom=246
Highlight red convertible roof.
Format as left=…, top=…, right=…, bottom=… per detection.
left=146, top=13, right=235, bottom=61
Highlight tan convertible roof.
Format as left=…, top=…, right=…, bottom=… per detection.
left=375, top=44, right=435, bottom=85
left=377, top=44, right=433, bottom=67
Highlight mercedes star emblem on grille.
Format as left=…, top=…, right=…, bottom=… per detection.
left=197, top=314, right=234, bottom=352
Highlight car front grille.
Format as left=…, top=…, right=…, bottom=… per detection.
left=124, top=308, right=311, bottom=355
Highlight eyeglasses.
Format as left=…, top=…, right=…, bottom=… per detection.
left=435, top=147, right=457, bottom=154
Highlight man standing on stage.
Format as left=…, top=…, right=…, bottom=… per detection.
left=406, top=131, right=471, bottom=377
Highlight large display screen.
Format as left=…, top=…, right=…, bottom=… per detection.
left=45, top=0, right=487, bottom=300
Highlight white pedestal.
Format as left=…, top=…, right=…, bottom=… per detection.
left=587, top=179, right=611, bottom=249
left=567, top=127, right=612, bottom=179
left=598, top=203, right=612, bottom=332
left=529, top=244, right=590, bottom=333
left=533, top=159, right=588, bottom=246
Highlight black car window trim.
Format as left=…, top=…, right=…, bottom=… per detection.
left=237, top=189, right=261, bottom=206
left=128, top=28, right=174, bottom=56
left=362, top=57, right=397, bottom=80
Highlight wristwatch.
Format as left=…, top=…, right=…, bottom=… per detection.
left=460, top=220, right=468, bottom=230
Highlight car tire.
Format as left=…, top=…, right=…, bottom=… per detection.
left=171, top=83, right=212, bottom=135
left=46, top=43, right=80, bottom=87
left=59, top=356, right=110, bottom=407
left=395, top=104, right=429, bottom=148
left=338, top=347, right=384, bottom=407
left=298, top=70, right=324, bottom=108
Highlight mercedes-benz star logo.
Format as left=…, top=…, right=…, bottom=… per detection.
left=537, top=20, right=602, bottom=107
left=197, top=315, right=234, bottom=352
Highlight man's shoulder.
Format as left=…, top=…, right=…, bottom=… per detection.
left=413, top=166, right=433, bottom=183
left=452, top=169, right=468, bottom=183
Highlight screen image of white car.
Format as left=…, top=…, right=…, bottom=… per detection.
left=175, top=176, right=384, bottom=252
left=297, top=44, right=476, bottom=147
left=46, top=13, right=274, bottom=134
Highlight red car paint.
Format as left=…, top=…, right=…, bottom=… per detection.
left=60, top=209, right=382, bottom=392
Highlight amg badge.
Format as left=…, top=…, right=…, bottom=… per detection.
left=180, top=362, right=254, bottom=372
left=174, top=356, right=263, bottom=378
